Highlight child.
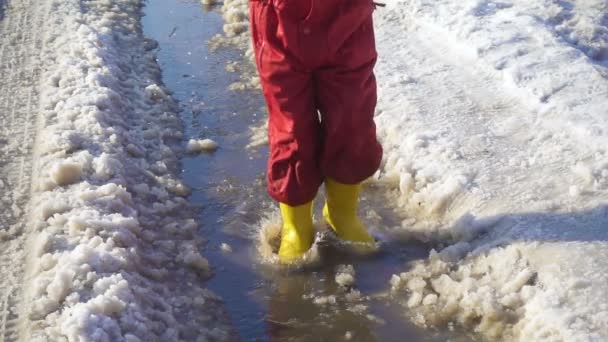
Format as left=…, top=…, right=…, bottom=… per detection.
left=249, top=0, right=383, bottom=263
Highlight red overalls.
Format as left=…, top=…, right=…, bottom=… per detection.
left=250, top=0, right=383, bottom=206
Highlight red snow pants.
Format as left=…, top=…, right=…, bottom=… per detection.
left=250, top=0, right=383, bottom=206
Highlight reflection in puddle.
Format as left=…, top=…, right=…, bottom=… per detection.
left=142, top=0, right=470, bottom=340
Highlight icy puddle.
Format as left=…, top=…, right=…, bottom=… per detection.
left=143, top=0, right=470, bottom=340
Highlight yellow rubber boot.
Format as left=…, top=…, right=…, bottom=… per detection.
left=323, top=178, right=374, bottom=243
left=278, top=202, right=314, bottom=263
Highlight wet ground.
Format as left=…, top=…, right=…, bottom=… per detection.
left=142, top=1, right=471, bottom=340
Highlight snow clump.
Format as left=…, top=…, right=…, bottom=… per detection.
left=220, top=242, right=233, bottom=253
left=390, top=244, right=535, bottom=338
left=335, top=264, right=356, bottom=288
left=187, top=138, right=219, bottom=153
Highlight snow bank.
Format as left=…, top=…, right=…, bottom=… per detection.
left=24, top=0, right=232, bottom=340
left=374, top=0, right=608, bottom=340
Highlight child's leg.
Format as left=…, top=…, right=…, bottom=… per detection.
left=250, top=0, right=324, bottom=262
left=250, top=0, right=323, bottom=206
left=315, top=5, right=382, bottom=243
left=315, top=13, right=382, bottom=185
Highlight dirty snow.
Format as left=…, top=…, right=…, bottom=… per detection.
left=7, top=0, right=233, bottom=340
left=374, top=0, right=608, bottom=340
left=209, top=0, right=260, bottom=91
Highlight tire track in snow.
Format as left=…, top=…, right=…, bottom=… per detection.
left=0, top=0, right=49, bottom=340
left=375, top=17, right=589, bottom=224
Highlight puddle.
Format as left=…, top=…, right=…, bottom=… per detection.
left=142, top=1, right=471, bottom=340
